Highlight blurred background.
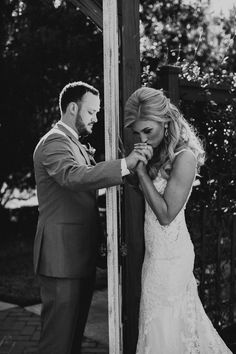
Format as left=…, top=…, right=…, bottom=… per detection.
left=0, top=0, right=235, bottom=342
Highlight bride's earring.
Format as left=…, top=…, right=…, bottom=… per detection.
left=164, top=124, right=168, bottom=137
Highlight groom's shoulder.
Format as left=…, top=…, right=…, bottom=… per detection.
left=33, top=126, right=69, bottom=157
left=44, top=126, right=68, bottom=141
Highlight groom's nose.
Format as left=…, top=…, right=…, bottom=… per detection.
left=92, top=114, right=98, bottom=123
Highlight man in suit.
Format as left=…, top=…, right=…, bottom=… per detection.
left=33, top=81, right=149, bottom=354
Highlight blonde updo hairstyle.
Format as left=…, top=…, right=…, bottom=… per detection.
left=124, top=87, right=205, bottom=179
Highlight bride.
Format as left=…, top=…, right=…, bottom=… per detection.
left=124, top=87, right=232, bottom=354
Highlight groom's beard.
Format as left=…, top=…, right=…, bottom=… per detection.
left=75, top=112, right=90, bottom=138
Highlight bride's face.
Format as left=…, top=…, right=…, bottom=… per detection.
left=132, top=120, right=165, bottom=148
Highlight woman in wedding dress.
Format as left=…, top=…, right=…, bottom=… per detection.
left=124, top=87, right=232, bottom=354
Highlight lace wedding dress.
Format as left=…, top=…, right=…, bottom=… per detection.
left=136, top=150, right=232, bottom=354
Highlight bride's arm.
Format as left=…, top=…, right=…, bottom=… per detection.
left=137, top=150, right=197, bottom=226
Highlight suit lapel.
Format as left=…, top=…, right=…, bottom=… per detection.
left=55, top=122, right=91, bottom=165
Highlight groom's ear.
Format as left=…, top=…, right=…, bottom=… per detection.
left=68, top=102, right=79, bottom=116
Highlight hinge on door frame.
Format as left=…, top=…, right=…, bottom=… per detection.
left=119, top=241, right=128, bottom=257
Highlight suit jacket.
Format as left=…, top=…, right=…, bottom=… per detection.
left=33, top=122, right=122, bottom=278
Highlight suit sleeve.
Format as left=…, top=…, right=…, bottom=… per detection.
left=41, top=133, right=123, bottom=191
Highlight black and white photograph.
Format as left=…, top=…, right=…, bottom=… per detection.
left=0, top=0, right=236, bottom=353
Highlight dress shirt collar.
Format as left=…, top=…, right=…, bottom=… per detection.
left=58, top=120, right=79, bottom=140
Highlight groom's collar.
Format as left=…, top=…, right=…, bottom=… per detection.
left=57, top=120, right=79, bottom=140
left=55, top=121, right=91, bottom=165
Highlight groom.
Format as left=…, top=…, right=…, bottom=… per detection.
left=33, top=81, right=148, bottom=354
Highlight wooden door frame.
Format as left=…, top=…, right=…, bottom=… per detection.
left=69, top=1, right=141, bottom=352
left=103, top=1, right=121, bottom=353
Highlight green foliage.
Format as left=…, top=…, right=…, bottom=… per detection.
left=0, top=0, right=103, bottom=193
left=140, top=1, right=208, bottom=64
left=181, top=93, right=235, bottom=329
left=0, top=0, right=235, bottom=329
left=0, top=219, right=40, bottom=306
left=181, top=99, right=236, bottom=210
left=140, top=0, right=236, bottom=328
left=0, top=210, right=107, bottom=305
left=180, top=94, right=236, bottom=327
left=140, top=0, right=236, bottom=87
left=140, top=0, right=236, bottom=214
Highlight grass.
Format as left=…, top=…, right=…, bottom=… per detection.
left=0, top=235, right=40, bottom=306
left=0, top=232, right=107, bottom=307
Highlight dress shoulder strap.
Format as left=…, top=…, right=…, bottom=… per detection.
left=174, top=149, right=196, bottom=160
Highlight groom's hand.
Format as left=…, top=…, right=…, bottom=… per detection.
left=125, top=144, right=153, bottom=171
left=125, top=150, right=147, bottom=171
left=134, top=143, right=153, bottom=161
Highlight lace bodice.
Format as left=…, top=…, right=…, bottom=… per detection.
left=136, top=150, right=232, bottom=354
left=144, top=171, right=193, bottom=261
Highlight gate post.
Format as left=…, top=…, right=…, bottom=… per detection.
left=103, top=0, right=121, bottom=352
left=156, top=65, right=181, bottom=106
left=119, top=1, right=143, bottom=353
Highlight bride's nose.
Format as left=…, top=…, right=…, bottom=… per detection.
left=140, top=134, right=148, bottom=143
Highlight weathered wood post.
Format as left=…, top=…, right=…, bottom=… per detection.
left=156, top=65, right=181, bottom=106
left=69, top=1, right=144, bottom=351
left=103, top=0, right=121, bottom=352
left=119, top=1, right=143, bottom=353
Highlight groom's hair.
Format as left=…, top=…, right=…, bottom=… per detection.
left=59, top=81, right=99, bottom=114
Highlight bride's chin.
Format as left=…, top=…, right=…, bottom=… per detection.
left=152, top=143, right=159, bottom=149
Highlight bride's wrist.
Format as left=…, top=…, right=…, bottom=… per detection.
left=137, top=170, right=147, bottom=178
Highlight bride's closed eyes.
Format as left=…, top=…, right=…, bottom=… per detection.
left=133, top=128, right=152, bottom=135
left=132, top=120, right=165, bottom=148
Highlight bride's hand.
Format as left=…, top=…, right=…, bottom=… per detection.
left=134, top=143, right=153, bottom=161
left=136, top=161, right=147, bottom=176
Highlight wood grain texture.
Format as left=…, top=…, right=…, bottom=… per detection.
left=120, top=1, right=143, bottom=353
left=103, top=0, right=121, bottom=353
left=69, top=0, right=103, bottom=29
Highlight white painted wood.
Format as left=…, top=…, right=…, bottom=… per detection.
left=103, top=0, right=121, bottom=353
